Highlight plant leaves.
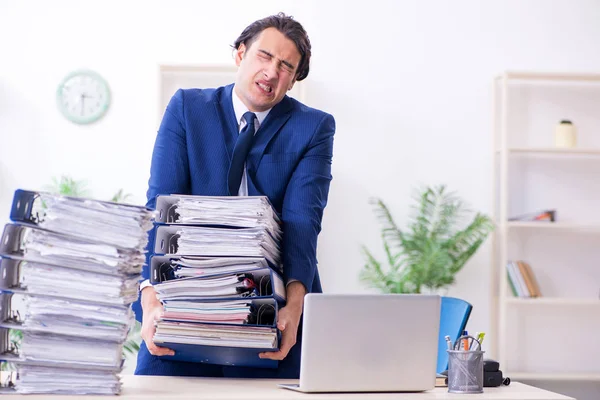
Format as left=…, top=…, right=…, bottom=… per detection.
left=360, top=185, right=494, bottom=294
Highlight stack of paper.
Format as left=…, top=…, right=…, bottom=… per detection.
left=14, top=365, right=120, bottom=395
left=19, top=226, right=145, bottom=275
left=149, top=195, right=285, bottom=368
left=18, top=261, right=140, bottom=305
left=22, top=296, right=132, bottom=341
left=30, top=192, right=154, bottom=249
left=161, top=299, right=253, bottom=323
left=172, top=196, right=281, bottom=235
left=173, top=226, right=281, bottom=266
left=168, top=256, right=269, bottom=278
left=154, top=322, right=278, bottom=348
left=0, top=189, right=154, bottom=394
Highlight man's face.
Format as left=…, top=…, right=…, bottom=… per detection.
left=234, top=27, right=301, bottom=112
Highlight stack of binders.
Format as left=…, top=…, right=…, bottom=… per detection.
left=0, top=189, right=154, bottom=394
left=149, top=195, right=286, bottom=369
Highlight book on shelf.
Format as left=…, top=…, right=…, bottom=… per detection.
left=508, top=210, right=556, bottom=222
left=506, top=260, right=542, bottom=298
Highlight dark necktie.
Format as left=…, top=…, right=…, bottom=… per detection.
left=228, top=111, right=257, bottom=195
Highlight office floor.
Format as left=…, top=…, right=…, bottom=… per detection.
left=521, top=379, right=600, bottom=400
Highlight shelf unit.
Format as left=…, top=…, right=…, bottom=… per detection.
left=491, top=71, right=600, bottom=382
left=496, top=148, right=600, bottom=156
left=505, top=297, right=600, bottom=307
left=507, top=221, right=600, bottom=232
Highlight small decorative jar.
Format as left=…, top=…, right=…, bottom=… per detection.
left=554, top=120, right=577, bottom=148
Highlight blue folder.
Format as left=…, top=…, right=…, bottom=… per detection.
left=160, top=342, right=279, bottom=369
left=437, top=296, right=472, bottom=374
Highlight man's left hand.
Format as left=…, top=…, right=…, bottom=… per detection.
left=259, top=281, right=306, bottom=361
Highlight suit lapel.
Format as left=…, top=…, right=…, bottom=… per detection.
left=213, top=87, right=293, bottom=195
left=250, top=95, right=293, bottom=162
left=214, top=84, right=238, bottom=160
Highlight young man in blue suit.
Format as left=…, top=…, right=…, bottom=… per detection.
left=133, top=13, right=335, bottom=378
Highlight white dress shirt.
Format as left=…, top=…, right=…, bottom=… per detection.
left=139, top=88, right=272, bottom=293
left=230, top=89, right=271, bottom=196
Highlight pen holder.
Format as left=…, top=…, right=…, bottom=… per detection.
left=447, top=350, right=485, bottom=394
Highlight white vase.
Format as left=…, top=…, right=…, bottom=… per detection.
left=554, top=120, right=577, bottom=148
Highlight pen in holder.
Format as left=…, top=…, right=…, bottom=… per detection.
left=447, top=335, right=485, bottom=394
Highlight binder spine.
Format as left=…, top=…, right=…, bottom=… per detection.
left=0, top=327, right=20, bottom=362
left=154, top=195, right=179, bottom=224
left=0, top=257, right=21, bottom=291
left=150, top=256, right=176, bottom=284
left=154, top=225, right=180, bottom=255
left=10, top=189, right=39, bottom=224
left=0, top=224, right=26, bottom=257
left=0, top=292, right=18, bottom=325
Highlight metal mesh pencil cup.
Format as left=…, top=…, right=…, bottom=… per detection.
left=447, top=350, right=485, bottom=393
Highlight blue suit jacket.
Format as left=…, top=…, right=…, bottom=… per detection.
left=132, top=84, right=335, bottom=378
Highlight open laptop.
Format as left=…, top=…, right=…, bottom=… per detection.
left=279, top=293, right=441, bottom=393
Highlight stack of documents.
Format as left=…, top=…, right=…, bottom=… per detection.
left=172, top=226, right=280, bottom=266
left=14, top=260, right=140, bottom=305
left=165, top=256, right=269, bottom=278
left=149, top=195, right=286, bottom=369
left=152, top=195, right=282, bottom=267
left=14, top=365, right=120, bottom=395
left=169, top=196, right=281, bottom=233
left=0, top=189, right=154, bottom=394
left=154, top=322, right=278, bottom=348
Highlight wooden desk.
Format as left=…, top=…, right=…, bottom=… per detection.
left=5, top=375, right=575, bottom=399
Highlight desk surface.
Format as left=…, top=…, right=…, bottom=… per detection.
left=4, top=376, right=575, bottom=399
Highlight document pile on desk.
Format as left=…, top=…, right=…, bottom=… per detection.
left=149, top=195, right=286, bottom=368
left=0, top=189, right=154, bottom=394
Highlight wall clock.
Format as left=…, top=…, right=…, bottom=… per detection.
left=56, top=69, right=111, bottom=124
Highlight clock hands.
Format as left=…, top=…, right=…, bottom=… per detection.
left=79, top=93, right=94, bottom=116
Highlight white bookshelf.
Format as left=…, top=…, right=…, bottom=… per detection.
left=506, top=297, right=600, bottom=307
left=491, top=71, right=600, bottom=382
left=507, top=221, right=600, bottom=232
left=497, top=148, right=600, bottom=156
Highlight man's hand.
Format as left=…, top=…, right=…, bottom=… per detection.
left=259, top=281, right=306, bottom=361
left=141, top=286, right=174, bottom=357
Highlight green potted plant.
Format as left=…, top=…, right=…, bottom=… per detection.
left=360, top=185, right=495, bottom=294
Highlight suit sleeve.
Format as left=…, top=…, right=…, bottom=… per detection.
left=281, top=113, right=335, bottom=292
left=145, top=89, right=191, bottom=209
left=133, top=89, right=191, bottom=322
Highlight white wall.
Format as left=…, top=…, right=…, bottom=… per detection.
left=1, top=0, right=600, bottom=360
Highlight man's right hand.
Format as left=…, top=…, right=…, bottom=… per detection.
left=141, top=286, right=175, bottom=356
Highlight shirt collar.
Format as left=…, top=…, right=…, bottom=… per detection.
left=232, top=86, right=271, bottom=128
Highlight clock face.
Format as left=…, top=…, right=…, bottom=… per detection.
left=56, top=70, right=111, bottom=124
